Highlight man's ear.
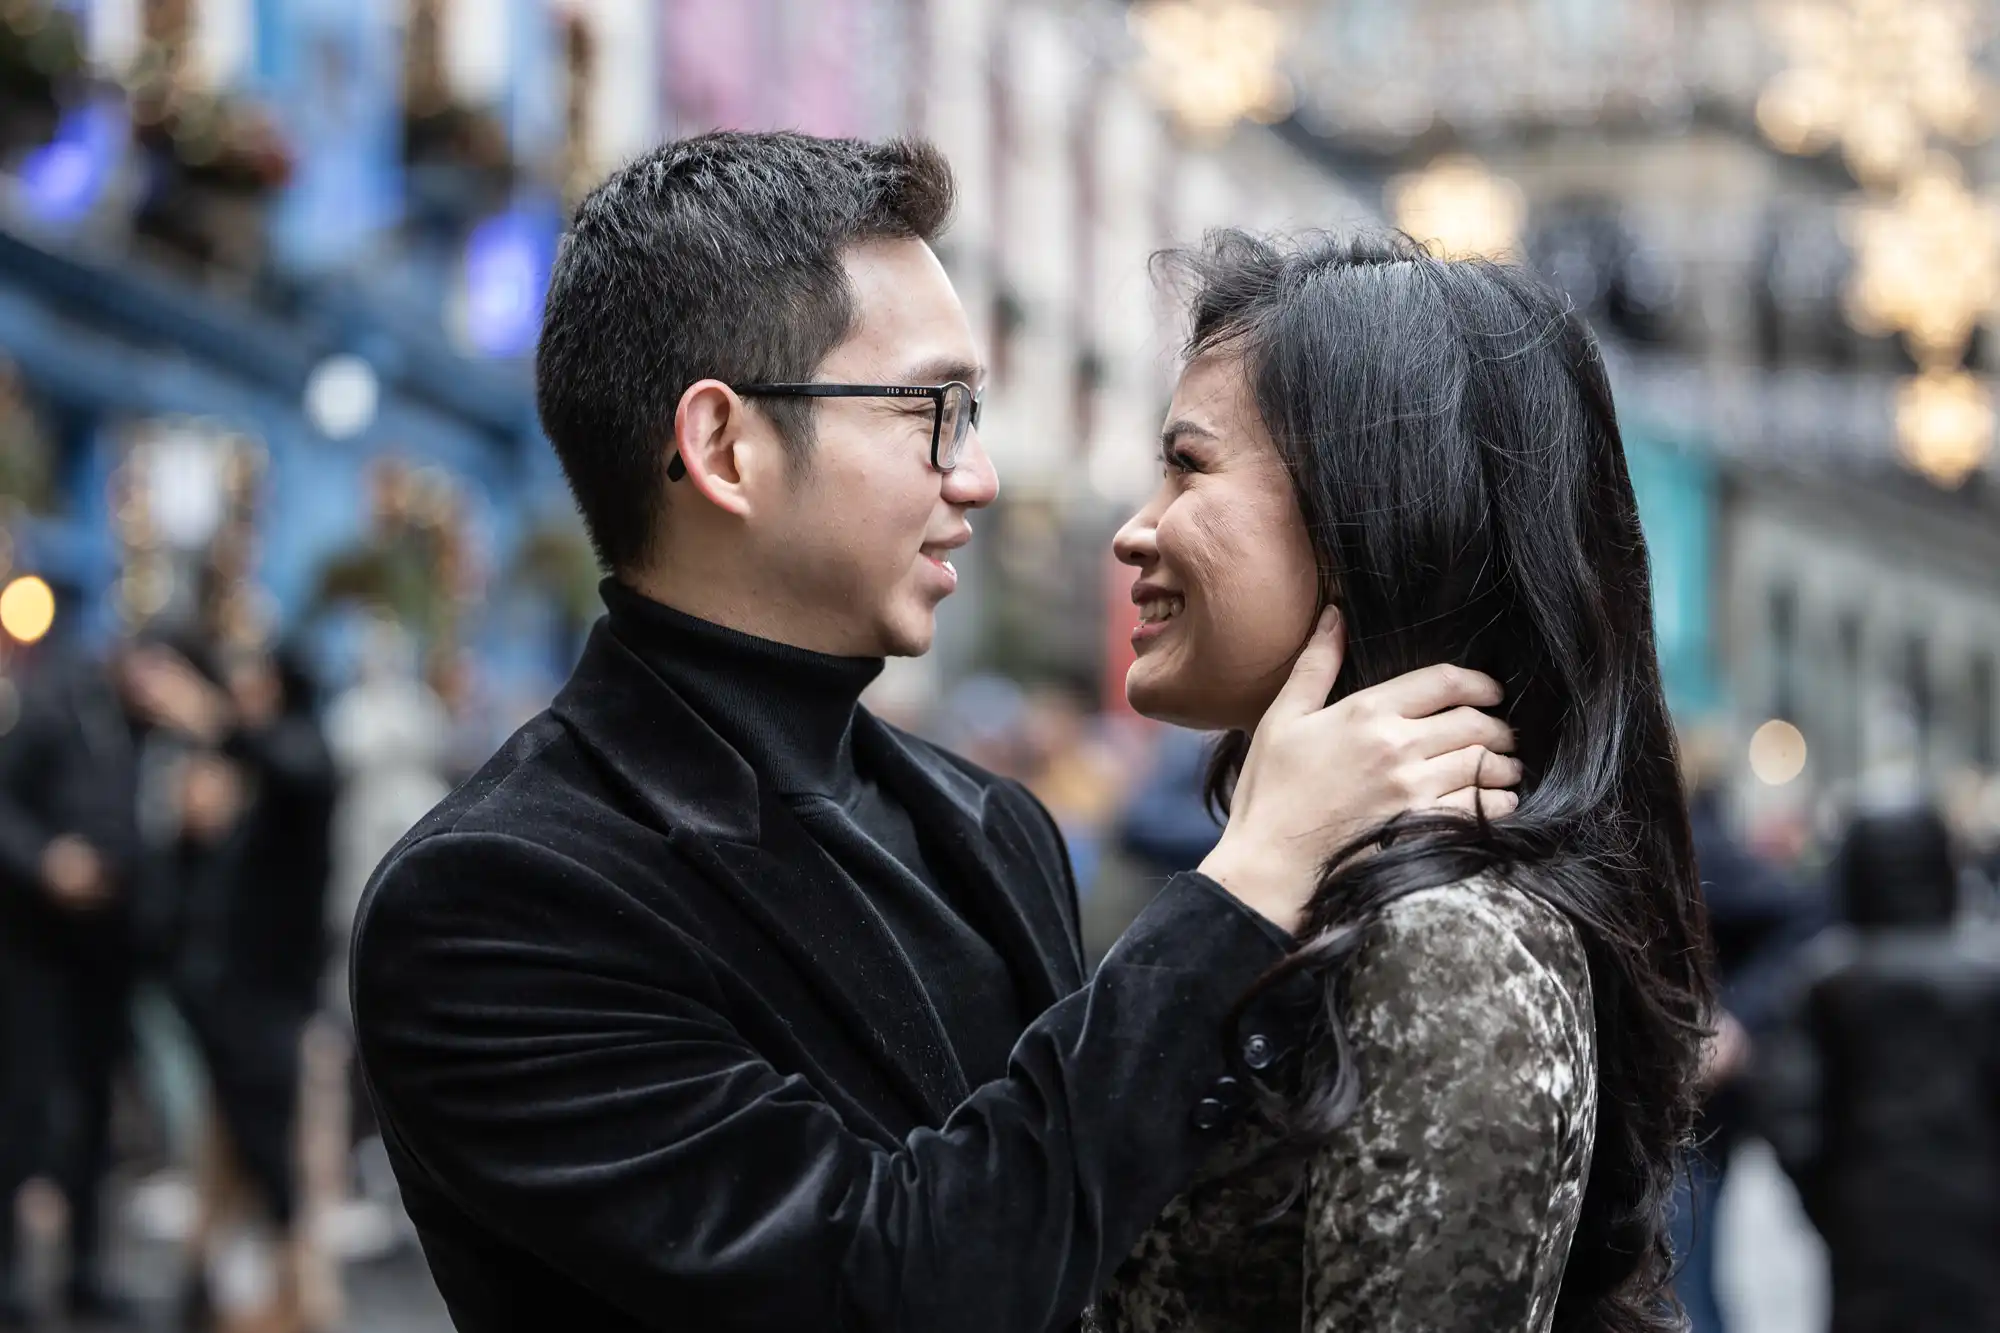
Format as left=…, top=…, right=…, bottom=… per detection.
left=672, top=380, right=756, bottom=517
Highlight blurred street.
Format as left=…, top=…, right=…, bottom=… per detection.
left=4, top=1182, right=452, bottom=1332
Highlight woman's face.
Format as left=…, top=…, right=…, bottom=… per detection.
left=1113, top=352, right=1324, bottom=732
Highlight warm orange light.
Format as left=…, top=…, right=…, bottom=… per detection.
left=0, top=576, right=55, bottom=645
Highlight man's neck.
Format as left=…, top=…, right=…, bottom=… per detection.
left=598, top=577, right=882, bottom=799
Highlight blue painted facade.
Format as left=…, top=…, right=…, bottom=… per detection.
left=1625, top=424, right=1722, bottom=719
left=0, top=1, right=576, bottom=692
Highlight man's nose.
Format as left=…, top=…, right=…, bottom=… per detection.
left=942, top=429, right=999, bottom=509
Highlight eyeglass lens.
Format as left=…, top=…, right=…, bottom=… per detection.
left=938, top=384, right=974, bottom=470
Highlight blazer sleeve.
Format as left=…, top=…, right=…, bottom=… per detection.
left=352, top=829, right=1309, bottom=1333
left=1302, top=885, right=1597, bottom=1333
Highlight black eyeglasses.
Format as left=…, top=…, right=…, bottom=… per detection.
left=666, top=381, right=983, bottom=481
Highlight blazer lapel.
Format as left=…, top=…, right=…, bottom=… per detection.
left=551, top=624, right=968, bottom=1126
left=671, top=803, right=970, bottom=1125
left=856, top=715, right=1082, bottom=1017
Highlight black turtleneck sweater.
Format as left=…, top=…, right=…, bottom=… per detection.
left=602, top=580, right=1025, bottom=1089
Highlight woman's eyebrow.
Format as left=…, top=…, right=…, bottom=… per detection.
left=1160, top=419, right=1218, bottom=449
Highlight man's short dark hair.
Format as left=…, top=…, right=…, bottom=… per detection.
left=535, top=131, right=956, bottom=574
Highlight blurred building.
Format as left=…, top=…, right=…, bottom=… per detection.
left=918, top=0, right=1363, bottom=698
left=0, top=0, right=1987, bottom=832
left=1252, top=0, right=2000, bottom=827
left=0, top=0, right=1364, bottom=721
left=0, top=0, right=578, bottom=723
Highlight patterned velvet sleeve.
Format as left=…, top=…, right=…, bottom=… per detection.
left=1303, top=880, right=1598, bottom=1333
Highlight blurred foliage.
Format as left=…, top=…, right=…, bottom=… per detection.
left=0, top=363, right=53, bottom=516
left=307, top=461, right=471, bottom=652
left=0, top=1, right=85, bottom=155
left=507, top=517, right=601, bottom=628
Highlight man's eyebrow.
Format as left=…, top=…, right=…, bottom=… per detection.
left=900, top=357, right=986, bottom=388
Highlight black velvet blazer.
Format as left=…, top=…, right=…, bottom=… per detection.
left=350, top=617, right=1310, bottom=1333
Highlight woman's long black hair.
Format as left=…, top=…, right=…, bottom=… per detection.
left=1172, top=230, right=1712, bottom=1333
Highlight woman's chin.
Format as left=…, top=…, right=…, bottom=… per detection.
left=1126, top=657, right=1225, bottom=731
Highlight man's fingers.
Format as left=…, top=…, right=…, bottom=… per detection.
left=1408, top=705, right=1515, bottom=760
left=1266, top=606, right=1345, bottom=723
left=1436, top=786, right=1520, bottom=818
left=1421, top=745, right=1523, bottom=798
left=1367, top=662, right=1504, bottom=720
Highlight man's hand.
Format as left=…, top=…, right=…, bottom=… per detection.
left=1199, top=608, right=1520, bottom=935
left=40, top=834, right=113, bottom=912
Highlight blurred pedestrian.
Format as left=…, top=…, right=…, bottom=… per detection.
left=1017, top=682, right=1125, bottom=894
left=1670, top=729, right=1827, bottom=1333
left=1759, top=801, right=2000, bottom=1333
left=318, top=617, right=454, bottom=1265
left=123, top=639, right=338, bottom=1333
left=0, top=600, right=145, bottom=1328
left=1114, top=726, right=1220, bottom=878
left=1085, top=726, right=1222, bottom=964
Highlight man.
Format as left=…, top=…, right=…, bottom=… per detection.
left=350, top=132, right=1518, bottom=1332
left=0, top=593, right=143, bottom=1327
left=1671, top=734, right=1825, bottom=1333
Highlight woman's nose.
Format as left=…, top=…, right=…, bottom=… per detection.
left=1112, top=502, right=1160, bottom=568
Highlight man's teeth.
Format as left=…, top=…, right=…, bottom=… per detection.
left=1138, top=596, right=1183, bottom=625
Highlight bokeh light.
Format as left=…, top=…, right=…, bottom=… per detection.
left=1388, top=155, right=1527, bottom=261
left=0, top=575, right=56, bottom=645
left=1749, top=718, right=1811, bottom=785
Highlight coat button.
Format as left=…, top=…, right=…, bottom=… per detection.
left=1212, top=1075, right=1245, bottom=1107
left=1191, top=1097, right=1229, bottom=1132
left=1242, top=1033, right=1277, bottom=1070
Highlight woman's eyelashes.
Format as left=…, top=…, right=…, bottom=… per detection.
left=1161, top=443, right=1202, bottom=475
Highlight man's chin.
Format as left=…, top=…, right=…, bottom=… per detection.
left=880, top=609, right=937, bottom=658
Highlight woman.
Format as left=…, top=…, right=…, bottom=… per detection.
left=1092, top=231, right=1712, bottom=1332
left=132, top=637, right=340, bottom=1332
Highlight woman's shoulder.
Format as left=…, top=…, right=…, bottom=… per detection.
left=1347, top=873, right=1595, bottom=1060
left=1366, top=874, right=1589, bottom=989
left=1303, top=888, right=1598, bottom=1333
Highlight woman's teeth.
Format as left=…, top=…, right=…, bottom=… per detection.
left=1138, top=596, right=1184, bottom=625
